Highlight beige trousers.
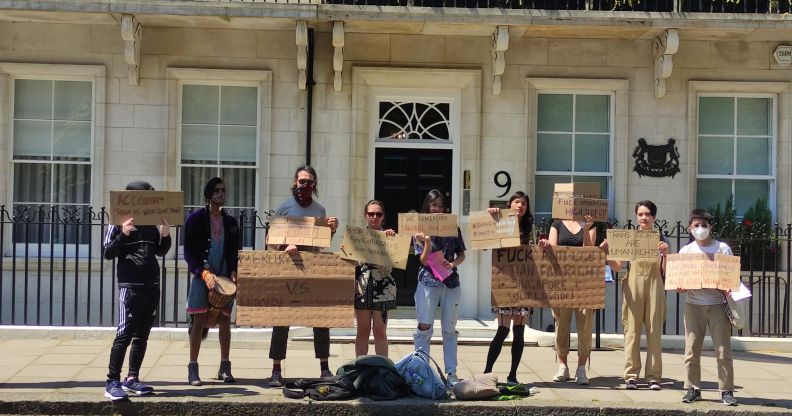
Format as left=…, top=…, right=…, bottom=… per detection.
left=622, top=260, right=666, bottom=382
left=552, top=308, right=593, bottom=360
left=684, top=303, right=734, bottom=391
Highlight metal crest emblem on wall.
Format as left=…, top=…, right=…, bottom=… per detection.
left=632, top=138, right=680, bottom=178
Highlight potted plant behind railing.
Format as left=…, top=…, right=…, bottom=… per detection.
left=709, top=195, right=741, bottom=257
left=741, top=197, right=777, bottom=272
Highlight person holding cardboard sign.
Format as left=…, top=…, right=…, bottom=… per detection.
left=604, top=201, right=669, bottom=391
left=677, top=209, right=738, bottom=406
left=538, top=214, right=597, bottom=385
left=349, top=200, right=398, bottom=357
left=267, top=165, right=339, bottom=387
left=103, top=181, right=172, bottom=401
left=483, top=191, right=533, bottom=384
left=184, top=177, right=240, bottom=386
left=413, top=189, right=466, bottom=388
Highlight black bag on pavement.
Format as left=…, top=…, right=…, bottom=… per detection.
left=336, top=355, right=410, bottom=401
left=282, top=372, right=359, bottom=401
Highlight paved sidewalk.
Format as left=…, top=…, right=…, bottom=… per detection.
left=0, top=333, right=791, bottom=415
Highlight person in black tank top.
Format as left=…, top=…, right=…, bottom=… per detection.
left=538, top=215, right=597, bottom=385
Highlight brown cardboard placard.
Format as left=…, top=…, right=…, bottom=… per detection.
left=491, top=245, right=606, bottom=309
left=266, top=216, right=332, bottom=248
left=554, top=182, right=601, bottom=198
left=398, top=213, right=458, bottom=237
left=664, top=253, right=741, bottom=291
left=551, top=182, right=608, bottom=222
left=606, top=229, right=660, bottom=261
left=338, top=225, right=412, bottom=269
left=551, top=196, right=609, bottom=222
left=236, top=250, right=355, bottom=328
left=467, top=209, right=521, bottom=250
left=109, top=190, right=184, bottom=226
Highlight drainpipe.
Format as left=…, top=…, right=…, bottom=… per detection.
left=305, top=28, right=315, bottom=166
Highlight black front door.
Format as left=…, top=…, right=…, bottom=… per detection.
left=374, top=147, right=453, bottom=306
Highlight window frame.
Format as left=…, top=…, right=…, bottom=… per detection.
left=527, top=78, right=627, bottom=221
left=0, top=63, right=106, bottom=258
left=688, top=81, right=787, bottom=221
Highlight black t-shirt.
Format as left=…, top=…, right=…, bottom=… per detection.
left=551, top=220, right=584, bottom=247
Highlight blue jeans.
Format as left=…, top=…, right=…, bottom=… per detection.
left=413, top=280, right=461, bottom=374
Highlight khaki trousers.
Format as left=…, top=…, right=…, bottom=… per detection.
left=552, top=308, right=593, bottom=360
left=622, top=260, right=665, bottom=382
left=684, top=303, right=734, bottom=390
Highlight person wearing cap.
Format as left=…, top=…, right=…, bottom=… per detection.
left=103, top=181, right=172, bottom=401
left=184, top=177, right=240, bottom=386
left=266, top=165, right=339, bottom=387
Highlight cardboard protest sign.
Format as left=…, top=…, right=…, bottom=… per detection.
left=236, top=250, right=355, bottom=328
left=266, top=216, right=332, bottom=248
left=664, top=253, right=741, bottom=291
left=339, top=226, right=411, bottom=269
left=398, top=213, right=458, bottom=237
left=551, top=182, right=609, bottom=222
left=467, top=209, right=521, bottom=250
left=109, top=190, right=184, bottom=226
left=606, top=229, right=660, bottom=261
left=491, top=245, right=606, bottom=309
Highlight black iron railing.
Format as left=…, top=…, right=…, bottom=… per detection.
left=530, top=218, right=791, bottom=339
left=1, top=204, right=790, bottom=337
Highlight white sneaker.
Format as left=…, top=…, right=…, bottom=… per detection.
left=552, top=364, right=570, bottom=382
left=447, top=373, right=459, bottom=388
left=575, top=366, right=589, bottom=385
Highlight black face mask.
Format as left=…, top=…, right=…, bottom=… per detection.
left=292, top=184, right=314, bottom=207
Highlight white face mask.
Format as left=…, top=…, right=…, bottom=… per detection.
left=692, top=225, right=710, bottom=241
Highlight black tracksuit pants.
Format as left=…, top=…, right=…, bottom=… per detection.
left=107, top=286, right=159, bottom=381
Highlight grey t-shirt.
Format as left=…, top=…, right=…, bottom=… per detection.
left=273, top=197, right=328, bottom=252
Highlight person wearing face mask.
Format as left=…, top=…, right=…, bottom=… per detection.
left=677, top=209, right=737, bottom=406
left=605, top=201, right=669, bottom=391
left=184, top=177, right=240, bottom=386
left=413, top=189, right=466, bottom=388
left=266, top=165, right=339, bottom=387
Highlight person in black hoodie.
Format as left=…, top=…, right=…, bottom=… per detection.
left=103, top=181, right=172, bottom=401
left=184, top=177, right=240, bottom=386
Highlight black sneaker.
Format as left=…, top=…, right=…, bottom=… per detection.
left=104, top=380, right=129, bottom=401
left=122, top=377, right=153, bottom=395
left=682, top=388, right=701, bottom=403
left=625, top=379, right=638, bottom=390
left=320, top=368, right=334, bottom=379
left=268, top=370, right=284, bottom=387
left=721, top=390, right=738, bottom=406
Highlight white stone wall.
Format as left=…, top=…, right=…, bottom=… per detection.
left=2, top=20, right=791, bottom=318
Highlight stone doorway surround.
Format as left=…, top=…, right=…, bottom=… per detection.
left=350, top=67, right=483, bottom=317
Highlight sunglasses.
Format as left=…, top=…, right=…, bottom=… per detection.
left=213, top=187, right=226, bottom=193
left=297, top=179, right=315, bottom=186
left=366, top=212, right=384, bottom=218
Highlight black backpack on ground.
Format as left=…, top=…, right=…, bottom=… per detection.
left=336, top=355, right=410, bottom=401
left=282, top=372, right=359, bottom=401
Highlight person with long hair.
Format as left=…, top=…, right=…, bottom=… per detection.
left=538, top=213, right=597, bottom=385
left=352, top=200, right=397, bottom=357
left=483, top=191, right=533, bottom=384
left=606, top=200, right=668, bottom=391
left=184, top=177, right=239, bottom=386
left=413, top=189, right=466, bottom=388
left=267, top=165, right=339, bottom=387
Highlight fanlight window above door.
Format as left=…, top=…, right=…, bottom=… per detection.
left=377, top=101, right=451, bottom=141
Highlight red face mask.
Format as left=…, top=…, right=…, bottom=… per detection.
left=293, top=184, right=314, bottom=207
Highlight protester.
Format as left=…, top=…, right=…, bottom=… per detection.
left=413, top=189, right=466, bottom=388
left=538, top=215, right=597, bottom=385
left=352, top=200, right=397, bottom=357
left=605, top=200, right=669, bottom=390
left=678, top=209, right=737, bottom=406
left=102, top=181, right=172, bottom=400
left=483, top=191, right=533, bottom=384
left=184, top=177, right=240, bottom=386
left=267, top=165, right=339, bottom=387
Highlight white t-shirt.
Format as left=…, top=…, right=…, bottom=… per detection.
left=679, top=239, right=733, bottom=305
